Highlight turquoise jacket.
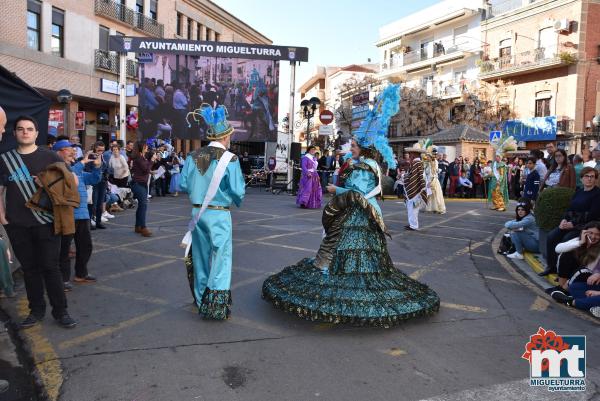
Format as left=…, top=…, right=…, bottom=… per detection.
left=180, top=146, right=245, bottom=208
left=335, top=158, right=381, bottom=216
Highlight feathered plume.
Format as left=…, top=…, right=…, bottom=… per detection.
left=492, top=134, right=517, bottom=156
left=353, top=84, right=401, bottom=169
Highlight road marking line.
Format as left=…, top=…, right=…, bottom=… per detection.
left=103, top=245, right=182, bottom=260
left=409, top=232, right=477, bottom=242
left=101, top=259, right=179, bottom=281
left=440, top=302, right=487, bottom=313
left=92, top=233, right=182, bottom=254
left=435, top=225, right=494, bottom=234
left=382, top=348, right=407, bottom=357
left=16, top=297, right=63, bottom=401
left=241, top=210, right=315, bottom=224
left=472, top=254, right=495, bottom=260
left=231, top=275, right=268, bottom=290
left=93, top=285, right=170, bottom=305
left=409, top=269, right=427, bottom=280
left=393, top=261, right=421, bottom=268
left=484, top=275, right=519, bottom=285
left=58, top=309, right=165, bottom=350
left=529, top=296, right=550, bottom=311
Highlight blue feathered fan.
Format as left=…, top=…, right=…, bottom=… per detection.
left=353, top=84, right=401, bottom=169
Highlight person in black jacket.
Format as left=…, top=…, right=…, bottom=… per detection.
left=541, top=167, right=600, bottom=276
left=522, top=158, right=540, bottom=202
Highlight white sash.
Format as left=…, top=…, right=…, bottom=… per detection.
left=365, top=164, right=382, bottom=200
left=181, top=150, right=235, bottom=256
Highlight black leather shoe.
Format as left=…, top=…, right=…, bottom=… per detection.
left=95, top=224, right=107, bottom=229
left=56, top=313, right=77, bottom=328
left=20, top=313, right=44, bottom=329
left=538, top=268, right=556, bottom=277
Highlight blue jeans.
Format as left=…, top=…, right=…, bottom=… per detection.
left=510, top=231, right=539, bottom=253
left=568, top=282, right=600, bottom=311
left=92, top=181, right=107, bottom=223
left=131, top=182, right=148, bottom=228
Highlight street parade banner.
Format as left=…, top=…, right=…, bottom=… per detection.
left=109, top=37, right=308, bottom=142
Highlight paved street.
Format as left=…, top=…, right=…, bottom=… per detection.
left=3, top=189, right=599, bottom=401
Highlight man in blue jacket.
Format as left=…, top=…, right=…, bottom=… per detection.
left=54, top=139, right=101, bottom=289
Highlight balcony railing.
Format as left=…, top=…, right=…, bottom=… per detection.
left=479, top=46, right=563, bottom=76
left=94, top=49, right=138, bottom=78
left=381, top=41, right=478, bottom=73
left=95, top=0, right=163, bottom=37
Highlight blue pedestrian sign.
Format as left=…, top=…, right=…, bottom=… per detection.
left=136, top=52, right=154, bottom=63
left=489, top=130, right=502, bottom=143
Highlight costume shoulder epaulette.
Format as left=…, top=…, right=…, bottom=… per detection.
left=230, top=154, right=238, bottom=162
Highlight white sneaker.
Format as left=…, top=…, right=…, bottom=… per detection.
left=102, top=211, right=115, bottom=219
left=147, top=194, right=152, bottom=199
left=507, top=252, right=524, bottom=260
left=101, top=216, right=109, bottom=223
left=90, top=219, right=96, bottom=228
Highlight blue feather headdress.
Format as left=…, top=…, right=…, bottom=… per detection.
left=353, top=84, right=400, bottom=169
left=186, top=103, right=234, bottom=140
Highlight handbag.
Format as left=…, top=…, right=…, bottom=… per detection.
left=498, top=233, right=515, bottom=255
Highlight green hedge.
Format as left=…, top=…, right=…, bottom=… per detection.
left=535, top=187, right=576, bottom=231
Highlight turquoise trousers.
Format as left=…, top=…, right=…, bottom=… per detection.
left=190, top=209, right=233, bottom=308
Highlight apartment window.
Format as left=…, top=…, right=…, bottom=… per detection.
left=215, top=32, right=220, bottom=42
left=150, top=0, right=157, bottom=20
left=51, top=7, right=64, bottom=57
left=187, top=18, right=193, bottom=40
left=176, top=13, right=182, bottom=36
left=27, top=0, right=41, bottom=51
left=535, top=96, right=551, bottom=117
left=206, top=28, right=212, bottom=41
left=136, top=0, right=144, bottom=15
left=99, top=25, right=110, bottom=52
left=197, top=23, right=202, bottom=41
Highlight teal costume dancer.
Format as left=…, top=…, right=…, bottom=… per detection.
left=180, top=104, right=245, bottom=319
left=262, top=85, right=440, bottom=327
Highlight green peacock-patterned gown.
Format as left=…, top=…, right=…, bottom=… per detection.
left=262, top=157, right=440, bottom=327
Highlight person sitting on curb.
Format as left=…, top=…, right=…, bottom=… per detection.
left=504, top=201, right=539, bottom=260
left=550, top=222, right=600, bottom=318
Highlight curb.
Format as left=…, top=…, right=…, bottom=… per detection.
left=491, top=229, right=598, bottom=324
left=523, top=252, right=558, bottom=285
left=1, top=295, right=62, bottom=401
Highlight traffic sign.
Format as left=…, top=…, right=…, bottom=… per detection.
left=319, top=110, right=334, bottom=125
left=489, top=130, right=502, bottom=143
left=318, top=125, right=334, bottom=136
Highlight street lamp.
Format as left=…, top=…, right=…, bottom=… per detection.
left=593, top=115, right=600, bottom=143
left=300, top=96, right=321, bottom=148
left=57, top=89, right=72, bottom=137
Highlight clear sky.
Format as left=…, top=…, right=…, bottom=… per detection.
left=213, top=0, right=441, bottom=116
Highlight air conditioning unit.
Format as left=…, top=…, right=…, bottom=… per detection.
left=554, top=19, right=571, bottom=33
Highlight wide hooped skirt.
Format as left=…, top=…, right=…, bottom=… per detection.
left=262, top=193, right=440, bottom=327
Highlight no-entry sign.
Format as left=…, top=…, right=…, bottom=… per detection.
left=319, top=110, right=334, bottom=125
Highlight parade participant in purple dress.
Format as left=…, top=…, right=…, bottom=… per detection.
left=296, top=146, right=322, bottom=209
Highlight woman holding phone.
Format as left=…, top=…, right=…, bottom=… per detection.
left=550, top=222, right=600, bottom=317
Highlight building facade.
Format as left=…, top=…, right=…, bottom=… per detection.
left=0, top=0, right=270, bottom=150
left=375, top=0, right=488, bottom=157
left=296, top=64, right=377, bottom=150
left=481, top=0, right=600, bottom=153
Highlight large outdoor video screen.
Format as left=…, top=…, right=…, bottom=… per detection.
left=138, top=54, right=279, bottom=142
